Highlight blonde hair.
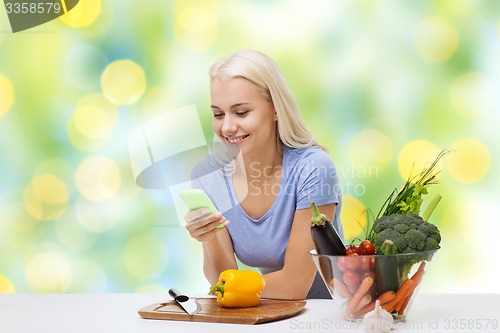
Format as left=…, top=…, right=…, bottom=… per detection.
left=209, top=50, right=325, bottom=150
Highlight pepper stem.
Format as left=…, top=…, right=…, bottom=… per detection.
left=209, top=282, right=225, bottom=296
left=309, top=201, right=327, bottom=227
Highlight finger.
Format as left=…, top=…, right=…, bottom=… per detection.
left=187, top=213, right=223, bottom=229
left=184, top=207, right=209, bottom=223
left=187, top=215, right=225, bottom=235
left=187, top=216, right=227, bottom=239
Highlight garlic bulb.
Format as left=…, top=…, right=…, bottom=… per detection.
left=362, top=300, right=393, bottom=333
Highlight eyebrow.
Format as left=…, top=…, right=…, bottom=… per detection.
left=210, top=103, right=252, bottom=110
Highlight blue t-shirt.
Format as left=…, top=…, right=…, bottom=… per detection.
left=191, top=145, right=343, bottom=298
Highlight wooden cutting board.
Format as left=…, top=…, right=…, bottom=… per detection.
left=138, top=297, right=307, bottom=325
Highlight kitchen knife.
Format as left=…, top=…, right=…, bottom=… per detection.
left=168, top=288, right=201, bottom=315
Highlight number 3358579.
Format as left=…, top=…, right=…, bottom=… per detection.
left=5, top=2, right=62, bottom=14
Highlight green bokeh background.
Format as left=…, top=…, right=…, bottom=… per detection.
left=0, top=0, right=499, bottom=294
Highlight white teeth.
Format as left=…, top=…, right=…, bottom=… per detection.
left=227, top=135, right=247, bottom=143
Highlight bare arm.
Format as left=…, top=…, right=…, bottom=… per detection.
left=260, top=203, right=337, bottom=300
left=185, top=209, right=238, bottom=284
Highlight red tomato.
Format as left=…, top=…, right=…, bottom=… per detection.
left=345, top=253, right=360, bottom=271
left=357, top=256, right=375, bottom=272
left=361, top=270, right=375, bottom=281
left=346, top=244, right=361, bottom=255
left=360, top=240, right=376, bottom=255
left=337, top=257, right=346, bottom=272
left=343, top=270, right=361, bottom=294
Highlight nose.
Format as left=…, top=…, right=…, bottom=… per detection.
left=221, top=114, right=237, bottom=135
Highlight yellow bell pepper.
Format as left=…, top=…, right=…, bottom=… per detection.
left=209, top=269, right=266, bottom=308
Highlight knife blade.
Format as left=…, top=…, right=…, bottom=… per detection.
left=168, top=288, right=201, bottom=315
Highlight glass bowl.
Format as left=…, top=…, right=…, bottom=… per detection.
left=309, top=249, right=438, bottom=322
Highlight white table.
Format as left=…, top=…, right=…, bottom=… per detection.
left=0, top=293, right=498, bottom=332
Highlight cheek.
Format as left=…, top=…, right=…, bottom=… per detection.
left=212, top=119, right=222, bottom=132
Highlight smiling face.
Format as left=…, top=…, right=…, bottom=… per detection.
left=210, top=77, right=277, bottom=157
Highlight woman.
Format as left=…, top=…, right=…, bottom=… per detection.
left=185, top=50, right=343, bottom=299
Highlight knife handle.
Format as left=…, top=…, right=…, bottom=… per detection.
left=169, top=288, right=188, bottom=302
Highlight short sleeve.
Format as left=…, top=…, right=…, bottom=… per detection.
left=295, top=150, right=341, bottom=211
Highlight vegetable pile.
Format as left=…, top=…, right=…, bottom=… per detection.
left=332, top=254, right=428, bottom=318
left=310, top=151, right=447, bottom=320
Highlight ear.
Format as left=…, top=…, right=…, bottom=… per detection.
left=273, top=110, right=278, bottom=121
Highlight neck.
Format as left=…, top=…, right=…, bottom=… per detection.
left=235, top=142, right=283, bottom=179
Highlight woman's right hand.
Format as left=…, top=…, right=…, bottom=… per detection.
left=184, top=208, right=229, bottom=242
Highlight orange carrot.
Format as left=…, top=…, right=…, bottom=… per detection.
left=398, top=293, right=413, bottom=315
left=353, top=301, right=375, bottom=317
left=398, top=261, right=427, bottom=314
left=353, top=290, right=396, bottom=316
left=333, top=278, right=353, bottom=299
left=394, top=283, right=414, bottom=312
left=411, top=261, right=426, bottom=285
left=344, top=276, right=373, bottom=317
left=382, top=279, right=415, bottom=313
left=377, top=290, right=396, bottom=305
left=354, top=294, right=372, bottom=313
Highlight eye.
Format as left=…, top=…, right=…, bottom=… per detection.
left=235, top=111, right=249, bottom=117
left=213, top=113, right=224, bottom=119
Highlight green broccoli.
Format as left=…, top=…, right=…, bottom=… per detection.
left=380, top=239, right=397, bottom=255
left=372, top=213, right=441, bottom=280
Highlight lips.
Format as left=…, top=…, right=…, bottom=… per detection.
left=226, top=134, right=249, bottom=144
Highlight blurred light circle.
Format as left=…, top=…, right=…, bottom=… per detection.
left=75, top=196, right=121, bottom=233
left=34, top=159, right=75, bottom=194
left=67, top=93, right=118, bottom=152
left=123, top=234, right=167, bottom=280
left=447, top=138, right=490, bottom=184
left=23, top=186, right=46, bottom=221
left=32, top=174, right=69, bottom=206
left=398, top=140, right=442, bottom=181
left=75, top=156, right=121, bottom=201
left=339, top=195, right=367, bottom=241
left=0, top=274, right=15, bottom=293
left=72, top=94, right=118, bottom=140
left=0, top=74, right=14, bottom=117
left=24, top=188, right=67, bottom=221
left=73, top=105, right=115, bottom=139
left=67, top=115, right=108, bottom=152
left=414, top=18, right=458, bottom=63
left=101, top=60, right=146, bottom=106
left=368, top=116, right=407, bottom=146
left=59, top=0, right=101, bottom=28
left=449, top=72, right=495, bottom=118
left=26, top=251, right=72, bottom=292
left=347, top=128, right=393, bottom=171
left=174, top=6, right=218, bottom=52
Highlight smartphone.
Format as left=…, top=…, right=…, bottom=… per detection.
left=178, top=189, right=226, bottom=228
